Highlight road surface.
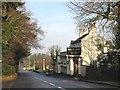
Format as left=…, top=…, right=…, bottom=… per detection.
left=2, top=71, right=118, bottom=90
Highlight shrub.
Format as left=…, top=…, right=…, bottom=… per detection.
left=2, top=63, right=16, bottom=76
left=43, top=69, right=50, bottom=73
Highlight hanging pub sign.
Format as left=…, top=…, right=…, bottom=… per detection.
left=67, top=47, right=81, bottom=55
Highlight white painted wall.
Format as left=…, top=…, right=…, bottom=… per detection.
left=80, top=25, right=100, bottom=66
left=70, top=58, right=74, bottom=75
left=57, top=55, right=61, bottom=73
left=66, top=56, right=70, bottom=74
left=78, top=58, right=81, bottom=75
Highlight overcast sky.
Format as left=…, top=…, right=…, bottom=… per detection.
left=25, top=2, right=79, bottom=54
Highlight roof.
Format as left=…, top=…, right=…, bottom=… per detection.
left=71, top=33, right=89, bottom=44
left=60, top=51, right=67, bottom=56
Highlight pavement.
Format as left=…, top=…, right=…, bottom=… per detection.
left=33, top=70, right=120, bottom=88
left=81, top=79, right=120, bottom=87
left=55, top=74, right=120, bottom=88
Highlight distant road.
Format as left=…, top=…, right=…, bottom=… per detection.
left=2, top=71, right=118, bottom=89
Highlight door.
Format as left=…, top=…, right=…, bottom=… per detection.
left=73, top=58, right=78, bottom=75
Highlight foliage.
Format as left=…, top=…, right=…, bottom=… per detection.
left=2, top=63, right=16, bottom=75
left=30, top=58, right=35, bottom=67
left=86, top=52, right=119, bottom=81
left=95, top=38, right=105, bottom=53
left=93, top=50, right=119, bottom=81
left=67, top=2, right=120, bottom=49
left=107, top=51, right=119, bottom=71
left=28, top=53, right=52, bottom=70
left=43, top=69, right=50, bottom=73
left=2, top=2, right=44, bottom=67
left=48, top=45, right=61, bottom=60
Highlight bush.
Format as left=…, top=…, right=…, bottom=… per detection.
left=2, top=63, right=16, bottom=76
left=43, top=69, right=50, bottom=73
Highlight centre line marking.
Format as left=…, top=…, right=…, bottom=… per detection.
left=40, top=79, right=43, bottom=81
left=58, top=86, right=62, bottom=88
left=34, top=77, right=38, bottom=79
left=58, top=86, right=67, bottom=90
left=49, top=83, right=56, bottom=86
left=43, top=80, right=48, bottom=83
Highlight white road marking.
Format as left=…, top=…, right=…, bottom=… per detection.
left=34, top=77, right=38, bottom=79
left=34, top=76, right=66, bottom=90
left=43, top=80, right=48, bottom=83
left=58, top=86, right=66, bottom=90
left=40, top=79, right=43, bottom=81
left=58, top=86, right=62, bottom=88
left=79, top=84, right=92, bottom=88
left=74, top=77, right=78, bottom=80
left=49, top=83, right=56, bottom=86
left=34, top=77, right=47, bottom=83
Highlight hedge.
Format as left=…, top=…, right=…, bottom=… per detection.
left=2, top=63, right=16, bottom=76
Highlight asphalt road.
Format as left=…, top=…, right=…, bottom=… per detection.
left=2, top=71, right=118, bottom=90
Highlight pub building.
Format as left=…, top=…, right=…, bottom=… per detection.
left=52, top=33, right=87, bottom=77
left=52, top=24, right=111, bottom=77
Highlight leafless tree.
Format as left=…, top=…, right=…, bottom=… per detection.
left=48, top=45, right=61, bottom=60
left=67, top=2, right=120, bottom=49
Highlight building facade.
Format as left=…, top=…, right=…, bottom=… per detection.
left=80, top=24, right=111, bottom=66
left=53, top=24, right=111, bottom=77
left=53, top=34, right=86, bottom=77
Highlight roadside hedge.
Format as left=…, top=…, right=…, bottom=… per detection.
left=2, top=63, right=16, bottom=76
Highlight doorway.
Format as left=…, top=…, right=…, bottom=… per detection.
left=73, top=58, right=78, bottom=75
